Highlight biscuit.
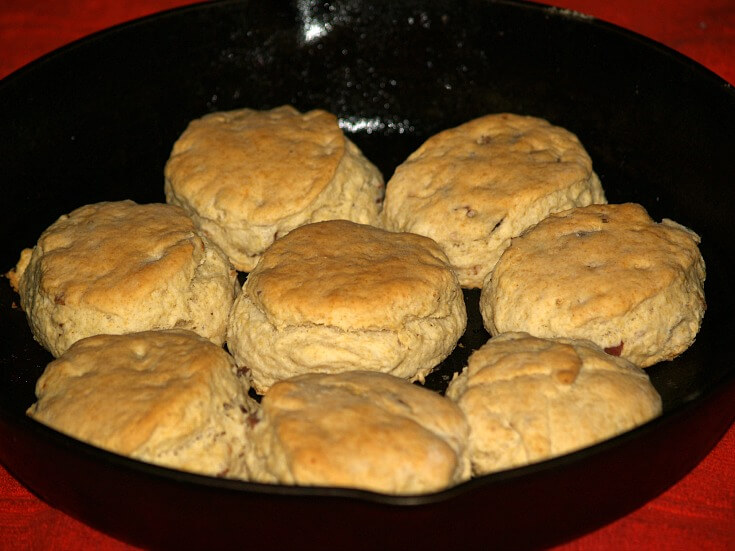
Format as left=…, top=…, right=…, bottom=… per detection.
left=381, top=113, right=605, bottom=287
left=243, top=370, right=471, bottom=494
left=226, top=219, right=467, bottom=393
left=27, top=330, right=258, bottom=477
left=8, top=200, right=238, bottom=357
left=164, top=105, right=385, bottom=272
left=480, top=203, right=706, bottom=367
left=445, top=332, right=662, bottom=475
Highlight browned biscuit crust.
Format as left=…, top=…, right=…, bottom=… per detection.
left=382, top=113, right=605, bottom=287
left=481, top=203, right=706, bottom=366
left=244, top=370, right=471, bottom=494
left=27, top=330, right=257, bottom=477
left=11, top=200, right=237, bottom=356
left=165, top=105, right=384, bottom=271
left=227, top=220, right=467, bottom=392
left=446, top=332, right=662, bottom=475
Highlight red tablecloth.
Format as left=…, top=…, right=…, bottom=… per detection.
left=1, top=1, right=734, bottom=549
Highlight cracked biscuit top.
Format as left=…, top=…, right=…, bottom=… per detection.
left=9, top=200, right=237, bottom=356
left=382, top=112, right=605, bottom=288
left=22, top=201, right=203, bottom=309
left=165, top=106, right=346, bottom=224
left=245, top=219, right=460, bottom=331
left=27, top=330, right=257, bottom=477
left=481, top=203, right=706, bottom=366
left=164, top=105, right=384, bottom=272
left=445, top=332, right=662, bottom=475
left=244, top=370, right=471, bottom=494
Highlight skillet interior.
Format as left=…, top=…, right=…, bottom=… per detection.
left=1, top=0, right=734, bottom=548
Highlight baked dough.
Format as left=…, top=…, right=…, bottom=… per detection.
left=481, top=203, right=706, bottom=367
left=7, top=200, right=238, bottom=357
left=445, top=332, right=662, bottom=475
left=382, top=113, right=605, bottom=287
left=226, top=219, right=466, bottom=393
left=164, top=105, right=385, bottom=272
left=243, top=370, right=471, bottom=494
left=27, top=330, right=258, bottom=477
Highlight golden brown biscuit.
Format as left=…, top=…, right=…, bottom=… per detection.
left=8, top=200, right=238, bottom=357
left=164, top=105, right=385, bottom=272
left=481, top=203, right=706, bottom=367
left=243, top=370, right=471, bottom=494
left=27, top=330, right=258, bottom=477
left=226, top=220, right=466, bottom=393
left=382, top=113, right=605, bottom=287
left=445, top=332, right=662, bottom=475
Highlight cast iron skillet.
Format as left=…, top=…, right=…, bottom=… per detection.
left=1, top=0, right=734, bottom=548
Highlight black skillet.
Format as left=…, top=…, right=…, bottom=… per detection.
left=1, top=0, right=734, bottom=548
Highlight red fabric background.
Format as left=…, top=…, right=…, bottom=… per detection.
left=1, top=1, right=734, bottom=549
